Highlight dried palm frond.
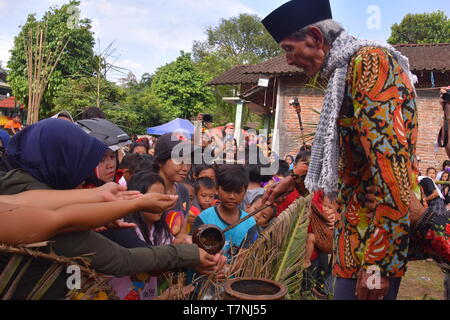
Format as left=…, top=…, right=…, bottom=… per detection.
left=230, top=196, right=312, bottom=299
left=0, top=243, right=116, bottom=300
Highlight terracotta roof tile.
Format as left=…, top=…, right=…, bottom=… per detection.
left=0, top=96, right=24, bottom=109
left=243, top=43, right=450, bottom=75
left=243, top=54, right=302, bottom=75
left=394, top=43, right=450, bottom=71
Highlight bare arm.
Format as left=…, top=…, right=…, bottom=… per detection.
left=424, top=190, right=440, bottom=202
left=0, top=193, right=178, bottom=246
left=0, top=183, right=141, bottom=210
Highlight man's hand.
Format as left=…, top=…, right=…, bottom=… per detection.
left=261, top=176, right=295, bottom=206
left=355, top=268, right=390, bottom=300
left=195, top=249, right=226, bottom=276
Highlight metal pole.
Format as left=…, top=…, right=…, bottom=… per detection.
left=234, top=100, right=244, bottom=144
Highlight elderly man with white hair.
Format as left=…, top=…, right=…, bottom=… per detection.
left=262, top=0, right=421, bottom=300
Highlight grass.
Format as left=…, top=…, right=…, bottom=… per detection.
left=397, top=260, right=446, bottom=300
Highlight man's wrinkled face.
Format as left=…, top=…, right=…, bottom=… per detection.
left=280, top=32, right=327, bottom=77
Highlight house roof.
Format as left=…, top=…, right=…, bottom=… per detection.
left=0, top=80, right=11, bottom=90
left=208, top=43, right=450, bottom=87
left=394, top=43, right=450, bottom=71
left=207, top=65, right=264, bottom=86
left=0, top=96, right=24, bottom=109
left=244, top=43, right=450, bottom=75
left=243, top=54, right=302, bottom=75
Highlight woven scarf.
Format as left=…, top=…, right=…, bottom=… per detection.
left=304, top=32, right=418, bottom=196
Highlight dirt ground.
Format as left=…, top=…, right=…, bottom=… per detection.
left=397, top=260, right=446, bottom=300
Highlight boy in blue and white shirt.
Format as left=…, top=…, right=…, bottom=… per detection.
left=191, top=165, right=259, bottom=261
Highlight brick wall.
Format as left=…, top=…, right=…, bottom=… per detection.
left=278, top=77, right=449, bottom=174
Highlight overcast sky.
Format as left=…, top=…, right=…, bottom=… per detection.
left=0, top=0, right=448, bottom=81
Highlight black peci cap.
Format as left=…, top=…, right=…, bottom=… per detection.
left=262, top=0, right=333, bottom=43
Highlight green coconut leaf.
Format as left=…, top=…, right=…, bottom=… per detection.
left=274, top=204, right=309, bottom=283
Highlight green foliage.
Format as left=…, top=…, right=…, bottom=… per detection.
left=116, top=85, right=163, bottom=134
left=388, top=10, right=450, bottom=44
left=151, top=51, right=214, bottom=122
left=7, top=0, right=96, bottom=119
left=192, top=14, right=281, bottom=126
left=53, top=77, right=162, bottom=134
left=193, top=14, right=281, bottom=72
left=52, top=77, right=123, bottom=117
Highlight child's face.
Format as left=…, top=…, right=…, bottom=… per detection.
left=249, top=198, right=274, bottom=227
left=143, top=182, right=166, bottom=221
left=427, top=169, right=437, bottom=180
left=197, top=169, right=216, bottom=181
left=133, top=146, right=147, bottom=155
left=97, top=149, right=117, bottom=182
left=185, top=184, right=195, bottom=203
left=254, top=207, right=274, bottom=227
left=218, top=186, right=246, bottom=210
left=196, top=185, right=216, bottom=210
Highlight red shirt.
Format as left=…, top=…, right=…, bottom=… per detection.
left=276, top=189, right=300, bottom=215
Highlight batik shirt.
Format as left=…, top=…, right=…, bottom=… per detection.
left=333, top=47, right=420, bottom=279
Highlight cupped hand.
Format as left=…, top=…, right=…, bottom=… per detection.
left=98, top=182, right=142, bottom=202
left=138, top=193, right=179, bottom=213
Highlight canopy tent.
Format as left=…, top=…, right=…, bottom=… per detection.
left=147, top=118, right=195, bottom=137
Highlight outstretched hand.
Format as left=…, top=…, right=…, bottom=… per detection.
left=98, top=182, right=143, bottom=202
left=137, top=193, right=179, bottom=213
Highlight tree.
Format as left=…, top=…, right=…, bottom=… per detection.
left=52, top=77, right=124, bottom=119
left=388, top=10, right=450, bottom=44
left=140, top=73, right=153, bottom=88
left=53, top=76, right=162, bottom=134
left=193, top=13, right=281, bottom=72
left=7, top=0, right=96, bottom=119
left=151, top=51, right=214, bottom=122
left=192, top=14, right=281, bottom=125
left=118, top=72, right=138, bottom=89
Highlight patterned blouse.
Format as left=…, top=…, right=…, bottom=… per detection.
left=333, top=47, right=420, bottom=279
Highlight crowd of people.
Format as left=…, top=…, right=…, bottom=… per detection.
left=0, top=105, right=326, bottom=300
left=0, top=0, right=449, bottom=301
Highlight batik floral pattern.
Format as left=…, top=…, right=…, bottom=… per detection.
left=333, top=47, right=419, bottom=278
